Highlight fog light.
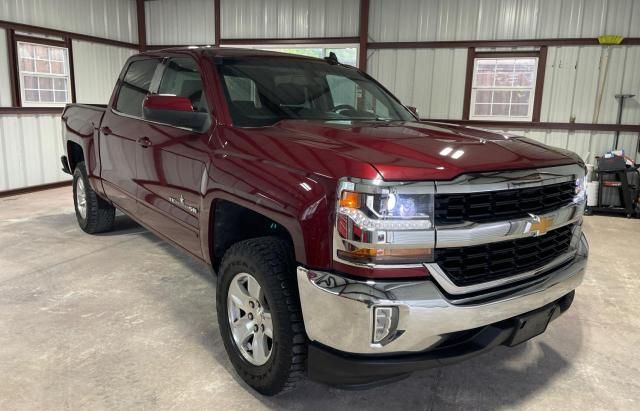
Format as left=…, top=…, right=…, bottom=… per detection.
left=372, top=306, right=399, bottom=344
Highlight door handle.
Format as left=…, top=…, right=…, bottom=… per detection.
left=137, top=136, right=152, bottom=148
left=101, top=126, right=112, bottom=135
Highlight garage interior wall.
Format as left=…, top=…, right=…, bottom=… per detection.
left=0, top=0, right=137, bottom=43
left=1, top=0, right=639, bottom=193
left=367, top=0, right=640, bottom=164
left=0, top=0, right=137, bottom=192
left=145, top=0, right=215, bottom=45
left=219, top=0, right=359, bottom=39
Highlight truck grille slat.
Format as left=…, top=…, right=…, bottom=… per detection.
left=435, top=225, right=574, bottom=286
left=435, top=181, right=576, bottom=225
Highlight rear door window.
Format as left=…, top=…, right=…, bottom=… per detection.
left=157, top=57, right=208, bottom=112
left=115, top=58, right=160, bottom=117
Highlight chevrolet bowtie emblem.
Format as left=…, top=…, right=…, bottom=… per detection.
left=529, top=215, right=553, bottom=236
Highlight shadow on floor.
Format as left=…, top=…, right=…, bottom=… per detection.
left=97, top=214, right=148, bottom=236
left=267, top=340, right=577, bottom=409
left=102, top=214, right=583, bottom=410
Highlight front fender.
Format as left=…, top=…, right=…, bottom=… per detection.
left=200, top=154, right=335, bottom=268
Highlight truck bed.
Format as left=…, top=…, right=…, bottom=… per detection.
left=62, top=103, right=107, bottom=135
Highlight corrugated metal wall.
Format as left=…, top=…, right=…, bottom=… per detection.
left=144, top=0, right=360, bottom=43
left=0, top=114, right=67, bottom=191
left=149, top=0, right=639, bottom=43
left=72, top=40, right=135, bottom=103
left=368, top=48, right=467, bottom=119
left=0, top=0, right=138, bottom=43
left=0, top=1, right=137, bottom=192
left=220, top=0, right=359, bottom=38
left=370, top=45, right=640, bottom=125
left=369, top=0, right=640, bottom=42
left=541, top=46, right=640, bottom=124
left=145, top=0, right=216, bottom=45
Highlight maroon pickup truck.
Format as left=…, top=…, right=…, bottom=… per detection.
left=61, top=48, right=588, bottom=395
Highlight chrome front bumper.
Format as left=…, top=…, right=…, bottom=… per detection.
left=297, top=234, right=588, bottom=355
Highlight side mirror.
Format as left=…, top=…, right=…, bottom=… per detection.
left=406, top=106, right=419, bottom=117
left=143, top=95, right=209, bottom=130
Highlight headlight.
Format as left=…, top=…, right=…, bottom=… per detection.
left=334, top=178, right=435, bottom=265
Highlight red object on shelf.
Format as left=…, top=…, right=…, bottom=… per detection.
left=602, top=181, right=622, bottom=187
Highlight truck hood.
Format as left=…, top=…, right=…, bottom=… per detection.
left=268, top=120, right=580, bottom=181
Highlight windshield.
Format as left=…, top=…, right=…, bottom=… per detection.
left=215, top=57, right=415, bottom=127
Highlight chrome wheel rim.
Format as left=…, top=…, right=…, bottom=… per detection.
left=76, top=178, right=87, bottom=219
left=227, top=272, right=273, bottom=366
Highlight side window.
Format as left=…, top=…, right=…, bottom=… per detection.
left=115, top=59, right=160, bottom=117
left=157, top=58, right=207, bottom=112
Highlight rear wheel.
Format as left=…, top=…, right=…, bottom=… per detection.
left=73, top=161, right=115, bottom=234
left=217, top=237, right=307, bottom=395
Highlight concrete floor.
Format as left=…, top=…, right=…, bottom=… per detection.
left=0, top=186, right=639, bottom=410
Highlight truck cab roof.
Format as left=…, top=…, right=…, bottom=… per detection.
left=140, top=46, right=329, bottom=62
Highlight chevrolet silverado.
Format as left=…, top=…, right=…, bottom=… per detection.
left=61, top=47, right=588, bottom=395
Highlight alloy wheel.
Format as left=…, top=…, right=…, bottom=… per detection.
left=227, top=272, right=274, bottom=366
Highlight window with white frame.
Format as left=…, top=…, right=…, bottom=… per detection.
left=17, top=41, right=72, bottom=106
left=469, top=57, right=538, bottom=121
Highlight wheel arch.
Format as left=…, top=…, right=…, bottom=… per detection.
left=67, top=141, right=85, bottom=172
left=204, top=195, right=306, bottom=272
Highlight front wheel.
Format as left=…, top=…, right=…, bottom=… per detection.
left=216, top=237, right=307, bottom=395
left=73, top=161, right=115, bottom=234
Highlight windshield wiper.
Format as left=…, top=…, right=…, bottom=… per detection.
left=346, top=116, right=396, bottom=122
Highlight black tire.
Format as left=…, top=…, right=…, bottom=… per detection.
left=73, top=161, right=115, bottom=234
left=216, top=237, right=307, bottom=395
